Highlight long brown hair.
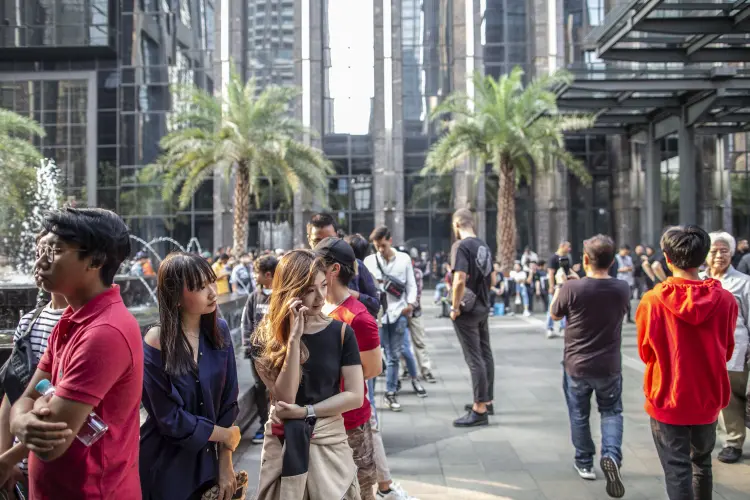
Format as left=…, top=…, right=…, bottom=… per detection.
left=251, top=249, right=325, bottom=385
left=157, top=252, right=223, bottom=376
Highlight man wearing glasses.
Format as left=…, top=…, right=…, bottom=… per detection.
left=9, top=207, right=143, bottom=500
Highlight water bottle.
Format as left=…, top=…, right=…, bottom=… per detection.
left=35, top=379, right=108, bottom=446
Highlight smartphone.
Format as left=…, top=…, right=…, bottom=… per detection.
left=14, top=484, right=26, bottom=500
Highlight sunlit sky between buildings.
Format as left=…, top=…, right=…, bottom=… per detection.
left=327, top=0, right=375, bottom=134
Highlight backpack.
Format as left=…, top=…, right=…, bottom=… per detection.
left=0, top=306, right=45, bottom=404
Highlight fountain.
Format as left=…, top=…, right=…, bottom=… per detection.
left=186, top=237, right=203, bottom=254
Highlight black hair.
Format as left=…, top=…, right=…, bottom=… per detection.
left=317, top=252, right=355, bottom=286
left=156, top=253, right=222, bottom=376
left=583, top=234, right=615, bottom=270
left=309, top=213, right=337, bottom=230
left=345, top=233, right=369, bottom=261
left=255, top=254, right=279, bottom=276
left=42, top=207, right=131, bottom=286
left=369, top=226, right=390, bottom=242
left=619, top=244, right=630, bottom=251
left=219, top=253, right=229, bottom=261
left=660, top=225, right=711, bottom=270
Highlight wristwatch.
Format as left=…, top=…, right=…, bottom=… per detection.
left=450, top=306, right=459, bottom=313
left=305, top=404, right=316, bottom=421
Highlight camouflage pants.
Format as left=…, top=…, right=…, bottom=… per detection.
left=347, top=420, right=377, bottom=500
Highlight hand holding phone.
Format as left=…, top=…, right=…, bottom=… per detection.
left=287, top=298, right=308, bottom=340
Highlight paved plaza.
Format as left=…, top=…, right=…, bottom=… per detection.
left=234, top=302, right=750, bottom=499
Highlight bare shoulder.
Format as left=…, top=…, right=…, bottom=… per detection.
left=144, top=326, right=161, bottom=350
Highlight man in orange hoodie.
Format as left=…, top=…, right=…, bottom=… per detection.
left=637, top=225, right=737, bottom=500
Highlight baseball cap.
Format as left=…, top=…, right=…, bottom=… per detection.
left=314, top=237, right=355, bottom=267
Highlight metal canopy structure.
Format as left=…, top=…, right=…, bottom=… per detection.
left=556, top=64, right=750, bottom=137
left=553, top=0, right=750, bottom=246
left=584, top=0, right=750, bottom=63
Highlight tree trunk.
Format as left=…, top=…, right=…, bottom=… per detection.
left=495, top=159, right=517, bottom=270
left=232, top=164, right=250, bottom=256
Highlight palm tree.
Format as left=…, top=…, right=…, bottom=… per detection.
left=144, top=70, right=332, bottom=255
left=424, top=67, right=594, bottom=269
left=0, top=108, right=45, bottom=220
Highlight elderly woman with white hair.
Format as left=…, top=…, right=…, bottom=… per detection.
left=705, top=231, right=750, bottom=464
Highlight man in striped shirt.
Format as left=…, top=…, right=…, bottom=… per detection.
left=0, top=290, right=67, bottom=487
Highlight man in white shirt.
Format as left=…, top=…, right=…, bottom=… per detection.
left=364, top=226, right=421, bottom=412
left=614, top=245, right=635, bottom=323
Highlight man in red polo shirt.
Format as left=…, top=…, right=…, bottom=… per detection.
left=9, top=207, right=142, bottom=500
left=315, top=237, right=382, bottom=499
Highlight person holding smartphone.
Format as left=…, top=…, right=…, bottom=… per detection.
left=547, top=241, right=572, bottom=338
left=252, top=250, right=364, bottom=500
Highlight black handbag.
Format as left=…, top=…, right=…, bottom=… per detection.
left=0, top=306, right=45, bottom=405
left=460, top=288, right=477, bottom=313
left=375, top=255, right=406, bottom=299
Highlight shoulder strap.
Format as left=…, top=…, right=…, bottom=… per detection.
left=340, top=320, right=347, bottom=346
left=21, top=306, right=46, bottom=340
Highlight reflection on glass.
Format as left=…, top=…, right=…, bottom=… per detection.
left=246, top=0, right=295, bottom=88
left=0, top=79, right=90, bottom=201
left=0, top=0, right=110, bottom=48
left=325, top=0, right=374, bottom=134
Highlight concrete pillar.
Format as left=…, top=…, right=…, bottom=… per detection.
left=372, top=0, right=404, bottom=242
left=450, top=0, right=485, bottom=240
left=718, top=136, right=733, bottom=233
left=530, top=0, right=566, bottom=257
left=678, top=110, right=697, bottom=225
left=697, top=135, right=722, bottom=231
left=645, top=123, right=663, bottom=246
left=610, top=135, right=635, bottom=245
left=292, top=0, right=325, bottom=248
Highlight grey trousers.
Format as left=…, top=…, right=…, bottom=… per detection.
left=719, top=366, right=749, bottom=449
left=407, top=314, right=432, bottom=375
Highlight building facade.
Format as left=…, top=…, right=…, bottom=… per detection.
left=2, top=0, right=746, bottom=261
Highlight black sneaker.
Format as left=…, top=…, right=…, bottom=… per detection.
left=574, top=463, right=596, bottom=480
left=464, top=403, right=494, bottom=415
left=412, top=379, right=428, bottom=398
left=718, top=446, right=743, bottom=464
left=453, top=410, right=489, bottom=427
left=396, top=380, right=402, bottom=393
left=600, top=456, right=625, bottom=498
left=423, top=371, right=437, bottom=383
left=384, top=392, right=402, bottom=412
left=400, top=369, right=409, bottom=380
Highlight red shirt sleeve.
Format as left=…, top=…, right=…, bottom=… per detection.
left=55, top=325, right=134, bottom=407
left=350, top=312, right=381, bottom=352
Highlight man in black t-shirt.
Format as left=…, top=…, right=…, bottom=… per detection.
left=550, top=234, right=629, bottom=498
left=449, top=209, right=494, bottom=428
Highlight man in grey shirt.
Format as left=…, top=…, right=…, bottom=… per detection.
left=705, top=231, right=750, bottom=465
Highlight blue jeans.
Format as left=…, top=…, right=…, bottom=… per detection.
left=434, top=283, right=447, bottom=302
left=367, top=378, right=378, bottom=425
left=380, top=315, right=407, bottom=393
left=563, top=371, right=623, bottom=468
left=547, top=312, right=567, bottom=330
left=402, top=327, right=419, bottom=377
left=516, top=284, right=529, bottom=306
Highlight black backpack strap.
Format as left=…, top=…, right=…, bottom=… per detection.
left=20, top=306, right=46, bottom=341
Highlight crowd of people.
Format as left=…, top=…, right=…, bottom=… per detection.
left=1, top=203, right=748, bottom=500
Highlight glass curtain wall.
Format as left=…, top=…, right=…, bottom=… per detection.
left=120, top=0, right=216, bottom=255
left=243, top=0, right=297, bottom=251
left=482, top=0, right=532, bottom=256
left=402, top=0, right=454, bottom=257
left=319, top=0, right=375, bottom=243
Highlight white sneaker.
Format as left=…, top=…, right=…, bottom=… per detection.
left=377, top=482, right=418, bottom=499
left=574, top=464, right=596, bottom=480
left=523, top=310, right=531, bottom=317
left=546, top=329, right=557, bottom=339
left=515, top=296, right=521, bottom=305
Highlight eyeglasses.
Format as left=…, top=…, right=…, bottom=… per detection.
left=35, top=245, right=85, bottom=263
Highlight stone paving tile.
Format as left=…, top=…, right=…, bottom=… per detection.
left=235, top=305, right=750, bottom=499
